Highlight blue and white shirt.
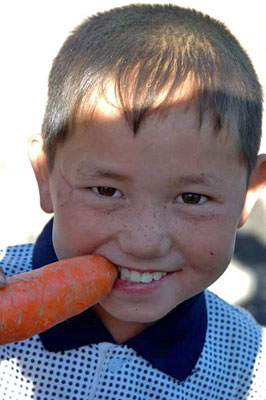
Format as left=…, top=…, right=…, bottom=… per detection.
left=0, top=219, right=266, bottom=399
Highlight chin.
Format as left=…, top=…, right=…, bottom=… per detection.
left=106, top=302, right=176, bottom=324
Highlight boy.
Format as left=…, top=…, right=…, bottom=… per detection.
left=1, top=3, right=266, bottom=399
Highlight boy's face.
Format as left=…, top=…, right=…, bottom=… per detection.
left=35, top=91, right=249, bottom=327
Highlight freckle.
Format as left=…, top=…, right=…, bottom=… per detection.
left=210, top=251, right=214, bottom=256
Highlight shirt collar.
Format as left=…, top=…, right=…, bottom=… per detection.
left=32, top=218, right=207, bottom=381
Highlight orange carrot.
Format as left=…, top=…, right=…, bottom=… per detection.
left=0, top=255, right=117, bottom=344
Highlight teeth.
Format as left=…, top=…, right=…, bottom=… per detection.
left=120, top=267, right=130, bottom=279
left=141, top=272, right=153, bottom=283
left=118, top=267, right=167, bottom=283
left=130, top=270, right=141, bottom=283
left=153, top=272, right=165, bottom=281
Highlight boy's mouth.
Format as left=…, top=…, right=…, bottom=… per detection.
left=117, top=266, right=168, bottom=283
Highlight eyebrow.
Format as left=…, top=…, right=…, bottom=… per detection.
left=76, top=165, right=130, bottom=182
left=76, top=163, right=220, bottom=187
left=174, top=174, right=218, bottom=187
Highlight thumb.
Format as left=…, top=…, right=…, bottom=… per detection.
left=0, top=266, right=6, bottom=289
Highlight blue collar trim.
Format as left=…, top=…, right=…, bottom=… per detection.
left=32, top=218, right=207, bottom=381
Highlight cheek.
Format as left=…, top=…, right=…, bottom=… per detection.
left=53, top=209, right=104, bottom=258
left=52, top=191, right=121, bottom=259
left=180, top=216, right=237, bottom=276
left=50, top=166, right=74, bottom=207
left=54, top=184, right=72, bottom=207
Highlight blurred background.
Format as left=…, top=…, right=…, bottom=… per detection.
left=0, top=0, right=265, bottom=324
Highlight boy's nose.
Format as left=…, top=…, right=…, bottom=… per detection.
left=117, top=208, right=172, bottom=259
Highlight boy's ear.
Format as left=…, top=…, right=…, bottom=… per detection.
left=28, top=134, right=53, bottom=213
left=238, top=154, right=266, bottom=227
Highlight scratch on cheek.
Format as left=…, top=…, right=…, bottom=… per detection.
left=210, top=251, right=214, bottom=256
left=55, top=167, right=74, bottom=206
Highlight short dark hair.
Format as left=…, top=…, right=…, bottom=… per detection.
left=42, top=3, right=263, bottom=176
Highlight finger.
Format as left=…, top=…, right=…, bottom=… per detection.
left=0, top=266, right=6, bottom=288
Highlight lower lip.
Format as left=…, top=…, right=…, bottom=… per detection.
left=112, top=271, right=176, bottom=294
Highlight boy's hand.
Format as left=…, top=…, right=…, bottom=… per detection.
left=0, top=266, right=6, bottom=288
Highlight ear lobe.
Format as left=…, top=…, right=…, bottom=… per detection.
left=28, top=134, right=53, bottom=213
left=238, top=154, right=266, bottom=227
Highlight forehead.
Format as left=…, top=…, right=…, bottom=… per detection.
left=61, top=85, right=244, bottom=189
left=75, top=76, right=238, bottom=139
left=74, top=79, right=239, bottom=154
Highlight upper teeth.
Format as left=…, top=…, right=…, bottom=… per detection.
left=118, top=267, right=167, bottom=283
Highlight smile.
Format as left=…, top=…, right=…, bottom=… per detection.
left=118, top=266, right=168, bottom=283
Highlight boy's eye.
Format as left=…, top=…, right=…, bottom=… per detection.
left=177, top=193, right=208, bottom=205
left=91, top=186, right=123, bottom=198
